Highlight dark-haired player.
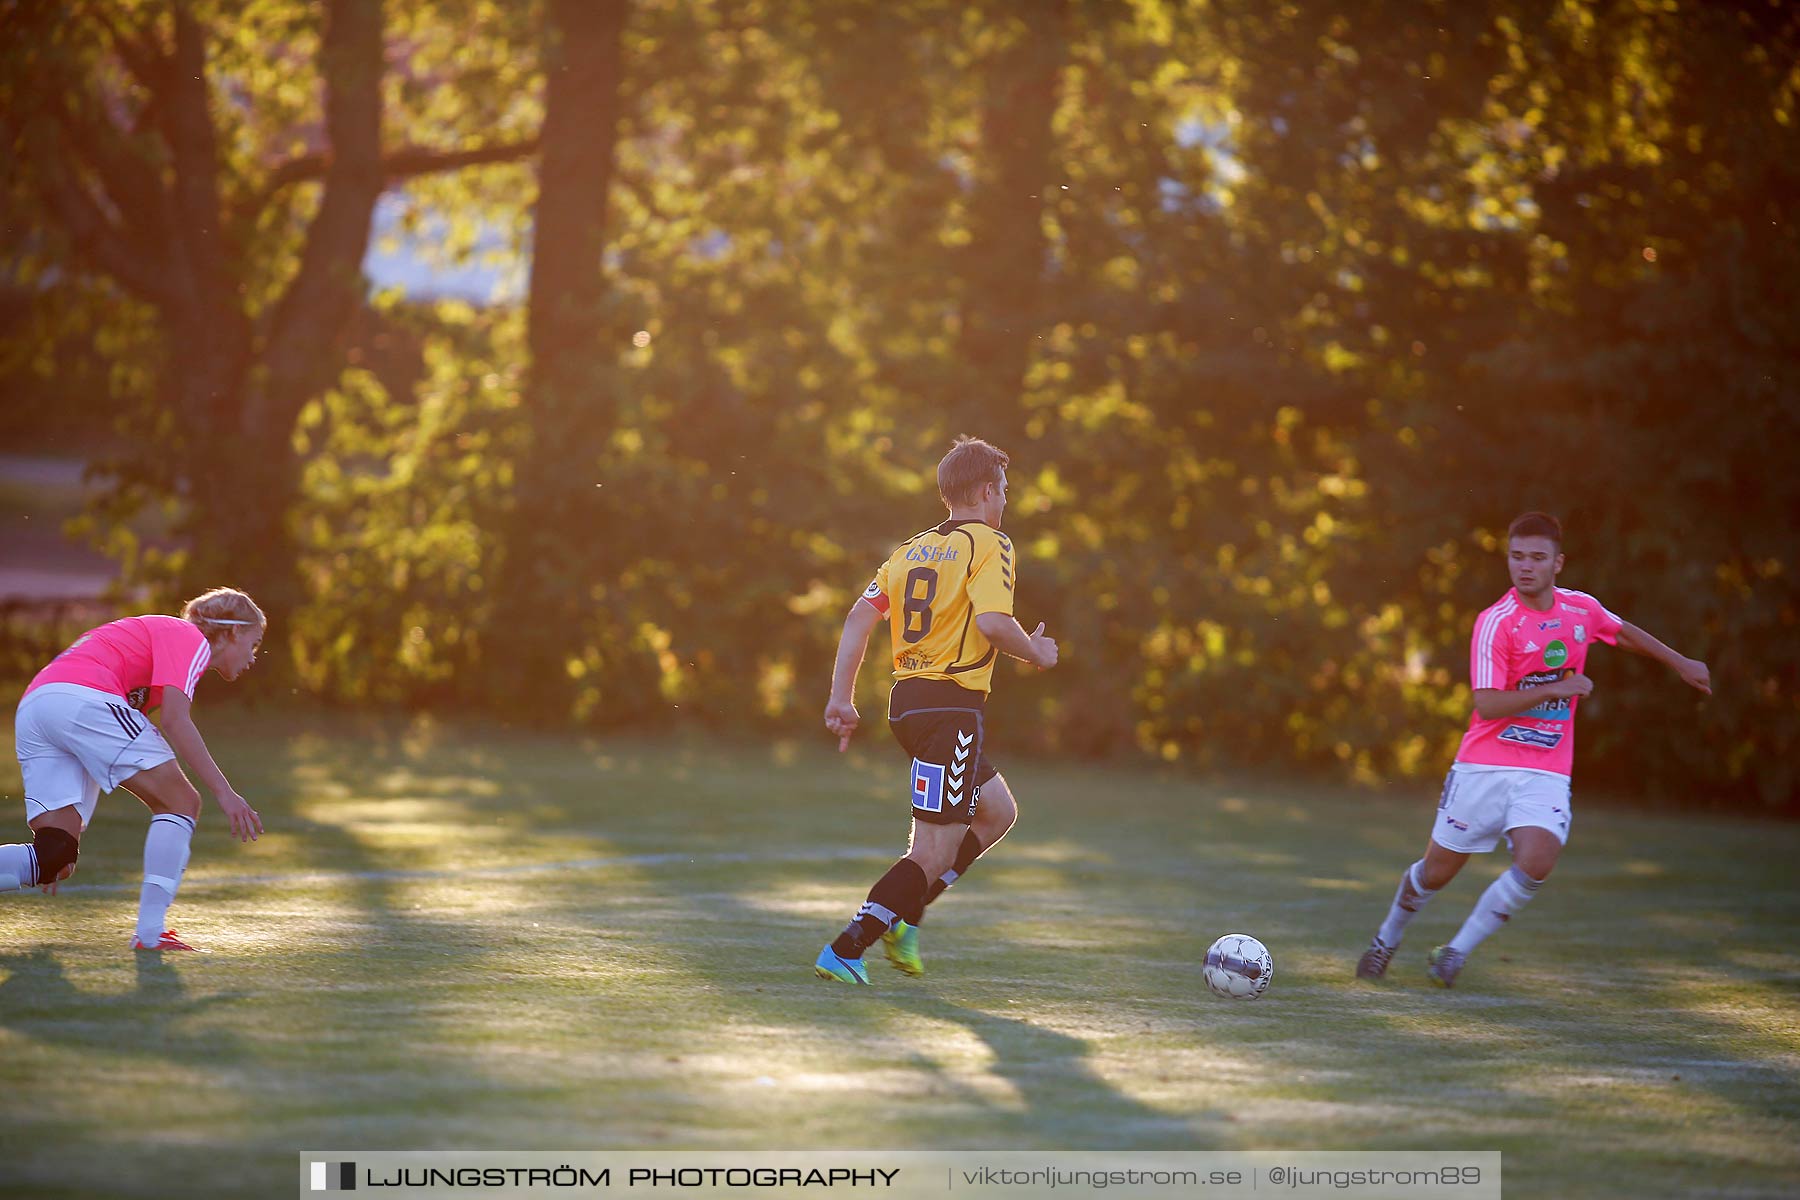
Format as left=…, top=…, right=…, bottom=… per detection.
left=814, top=436, right=1058, bottom=984
left=1355, top=512, right=1711, bottom=987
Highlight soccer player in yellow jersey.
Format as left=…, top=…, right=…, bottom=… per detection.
left=814, top=437, right=1058, bottom=984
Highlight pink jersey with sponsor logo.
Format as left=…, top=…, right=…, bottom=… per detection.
left=25, top=615, right=212, bottom=713
left=1454, top=587, right=1624, bottom=776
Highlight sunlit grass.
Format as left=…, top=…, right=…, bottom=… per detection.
left=1, top=709, right=1797, bottom=1198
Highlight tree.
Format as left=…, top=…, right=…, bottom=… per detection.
left=951, top=0, right=1069, bottom=446
left=489, top=0, right=631, bottom=716
left=1215, top=0, right=1800, bottom=801
left=1, top=0, right=539, bottom=656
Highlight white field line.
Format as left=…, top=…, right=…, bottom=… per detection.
left=18, top=847, right=896, bottom=897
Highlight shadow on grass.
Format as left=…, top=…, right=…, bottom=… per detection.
left=1329, top=801, right=1800, bottom=1114
left=604, top=749, right=1223, bottom=1147
left=0, top=946, right=252, bottom=1063
left=0, top=719, right=527, bottom=1105
left=879, top=987, right=1216, bottom=1148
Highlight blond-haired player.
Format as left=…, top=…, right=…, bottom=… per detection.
left=815, top=437, right=1058, bottom=983
left=4, top=588, right=266, bottom=951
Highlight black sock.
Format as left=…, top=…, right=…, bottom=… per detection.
left=913, top=830, right=985, bottom=925
left=830, top=858, right=929, bottom=957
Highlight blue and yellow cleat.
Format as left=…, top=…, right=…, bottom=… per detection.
left=813, top=945, right=872, bottom=985
left=882, top=919, right=924, bottom=977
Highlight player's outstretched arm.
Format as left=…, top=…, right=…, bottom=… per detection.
left=158, top=688, right=263, bottom=842
left=1617, top=622, right=1712, bottom=694
left=825, top=599, right=884, bottom=751
left=974, top=613, right=1057, bottom=669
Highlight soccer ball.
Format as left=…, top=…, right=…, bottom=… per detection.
left=1203, top=933, right=1273, bottom=1000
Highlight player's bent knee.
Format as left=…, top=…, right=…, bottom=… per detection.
left=147, top=790, right=202, bottom=820
left=1516, top=856, right=1556, bottom=883
left=988, top=790, right=1018, bottom=827
left=165, top=785, right=202, bottom=819
left=973, top=802, right=1015, bottom=845
left=33, top=826, right=80, bottom=883
left=127, top=765, right=202, bottom=818
left=1423, top=865, right=1459, bottom=890
left=977, top=778, right=1017, bottom=824
left=1509, top=829, right=1562, bottom=881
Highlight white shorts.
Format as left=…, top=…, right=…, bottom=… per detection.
left=1431, top=763, right=1572, bottom=854
left=14, top=683, right=176, bottom=828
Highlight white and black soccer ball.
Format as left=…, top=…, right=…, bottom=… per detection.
left=1203, top=933, right=1273, bottom=1000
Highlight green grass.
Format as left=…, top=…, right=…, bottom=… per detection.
left=2, top=710, right=1797, bottom=1198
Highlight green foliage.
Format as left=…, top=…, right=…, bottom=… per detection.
left=1211, top=0, right=1799, bottom=803
left=6, top=0, right=1793, bottom=807
left=292, top=301, right=522, bottom=704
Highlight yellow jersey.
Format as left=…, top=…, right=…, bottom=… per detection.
left=859, top=519, right=1015, bottom=694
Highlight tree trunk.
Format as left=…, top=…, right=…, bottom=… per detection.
left=184, top=417, right=305, bottom=666
left=490, top=0, right=631, bottom=717
left=954, top=1, right=1068, bottom=448
left=173, top=0, right=385, bottom=679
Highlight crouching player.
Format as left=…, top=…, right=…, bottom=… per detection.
left=3, top=588, right=266, bottom=950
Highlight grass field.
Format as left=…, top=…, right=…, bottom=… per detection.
left=2, top=709, right=1797, bottom=1198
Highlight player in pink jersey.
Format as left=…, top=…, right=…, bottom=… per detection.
left=1354, top=513, right=1711, bottom=988
left=3, top=587, right=267, bottom=952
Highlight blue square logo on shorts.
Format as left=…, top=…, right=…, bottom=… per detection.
left=911, top=758, right=945, bottom=812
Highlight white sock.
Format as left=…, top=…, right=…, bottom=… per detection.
left=0, top=843, right=36, bottom=890
left=135, top=813, right=196, bottom=943
left=1448, top=865, right=1542, bottom=955
left=1375, top=859, right=1437, bottom=947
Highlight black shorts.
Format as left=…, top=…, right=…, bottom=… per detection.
left=888, top=678, right=999, bottom=826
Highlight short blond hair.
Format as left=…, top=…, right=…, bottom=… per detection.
left=937, top=436, right=1010, bottom=508
left=181, top=587, right=266, bottom=642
